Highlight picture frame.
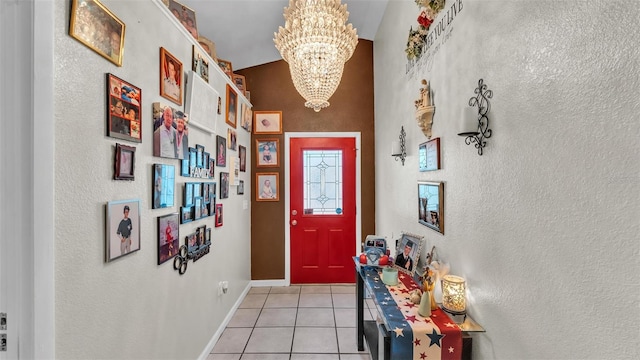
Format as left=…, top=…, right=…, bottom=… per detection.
left=256, top=172, right=279, bottom=201
left=152, top=102, right=189, bottom=159
left=220, top=172, right=229, bottom=199
left=208, top=158, right=215, bottom=178
left=203, top=152, right=210, bottom=172
left=245, top=90, right=251, bottom=102
left=181, top=159, right=190, bottom=177
left=205, top=227, right=212, bottom=245
left=239, top=145, right=247, bottom=172
left=107, top=73, right=141, bottom=142
left=168, top=0, right=198, bottom=39
left=105, top=199, right=140, bottom=262
left=419, top=137, right=441, bottom=172
left=69, top=0, right=125, bottom=66
left=180, top=206, right=193, bottom=224
left=238, top=180, right=245, bottom=195
left=256, top=139, right=279, bottom=167
left=418, top=181, right=444, bottom=234
left=184, top=182, right=194, bottom=206
left=232, top=74, right=246, bottom=95
left=196, top=144, right=204, bottom=168
left=241, top=103, right=252, bottom=133
left=203, top=183, right=210, bottom=203
left=393, top=232, right=424, bottom=276
left=157, top=212, right=179, bottom=265
left=216, top=135, right=226, bottom=167
left=227, top=129, right=237, bottom=150
left=193, top=183, right=201, bottom=198
left=214, top=203, right=223, bottom=227
left=216, top=58, right=233, bottom=79
left=226, top=84, right=238, bottom=128
left=159, top=47, right=183, bottom=106
left=188, top=147, right=197, bottom=174
left=192, top=45, right=209, bottom=83
left=197, top=35, right=216, bottom=59
left=217, top=96, right=222, bottom=115
left=152, top=164, right=175, bottom=209
left=194, top=196, right=203, bottom=220
left=253, top=111, right=283, bottom=134
left=115, top=143, right=136, bottom=180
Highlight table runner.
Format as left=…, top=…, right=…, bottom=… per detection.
left=363, top=266, right=462, bottom=360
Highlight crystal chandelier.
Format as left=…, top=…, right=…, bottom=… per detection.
left=274, top=0, right=358, bottom=112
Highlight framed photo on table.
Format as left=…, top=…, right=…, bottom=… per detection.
left=69, top=0, right=125, bottom=66
left=419, top=137, right=441, bottom=172
left=107, top=73, right=141, bottom=142
left=256, top=139, right=279, bottom=167
left=418, top=181, right=444, bottom=234
left=114, top=143, right=135, bottom=180
left=105, top=199, right=140, bottom=262
left=159, top=47, right=183, bottom=105
left=393, top=232, right=424, bottom=276
left=256, top=172, right=279, bottom=201
left=253, top=111, right=282, bottom=134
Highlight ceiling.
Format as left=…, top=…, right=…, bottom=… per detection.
left=179, top=0, right=390, bottom=70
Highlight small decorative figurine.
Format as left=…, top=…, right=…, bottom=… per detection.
left=415, top=79, right=435, bottom=138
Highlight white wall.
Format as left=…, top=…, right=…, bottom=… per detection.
left=54, top=1, right=251, bottom=358
left=374, top=0, right=639, bottom=359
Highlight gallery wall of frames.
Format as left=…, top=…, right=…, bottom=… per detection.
left=57, top=1, right=253, bottom=359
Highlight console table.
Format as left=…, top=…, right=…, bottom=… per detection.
left=355, top=258, right=484, bottom=360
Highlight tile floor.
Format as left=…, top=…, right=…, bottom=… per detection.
left=208, top=284, right=376, bottom=360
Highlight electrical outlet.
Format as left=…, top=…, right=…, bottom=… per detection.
left=218, top=281, right=229, bottom=295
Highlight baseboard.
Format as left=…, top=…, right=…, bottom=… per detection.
left=198, top=282, right=252, bottom=360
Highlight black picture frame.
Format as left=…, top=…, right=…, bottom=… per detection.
left=216, top=135, right=226, bottom=167
left=180, top=206, right=193, bottom=224
left=107, top=73, right=141, bottom=143
left=194, top=196, right=203, bottom=219
left=181, top=158, right=190, bottom=177
left=157, top=212, right=179, bottom=265
left=238, top=180, right=244, bottom=195
left=184, top=183, right=194, bottom=207
left=220, top=172, right=229, bottom=199
left=152, top=164, right=175, bottom=209
left=115, top=143, right=136, bottom=180
left=196, top=144, right=204, bottom=168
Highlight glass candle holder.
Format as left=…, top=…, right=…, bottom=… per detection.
left=441, top=275, right=466, bottom=314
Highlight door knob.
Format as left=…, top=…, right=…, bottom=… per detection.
left=291, top=220, right=297, bottom=226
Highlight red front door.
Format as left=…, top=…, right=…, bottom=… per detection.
left=290, top=137, right=357, bottom=284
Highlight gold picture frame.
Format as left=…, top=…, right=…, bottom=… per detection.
left=256, top=173, right=279, bottom=202
left=160, top=47, right=183, bottom=106
left=253, top=111, right=283, bottom=134
left=69, top=0, right=125, bottom=66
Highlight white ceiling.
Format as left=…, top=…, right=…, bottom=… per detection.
left=179, top=0, right=390, bottom=70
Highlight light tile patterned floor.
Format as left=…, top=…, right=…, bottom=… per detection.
left=208, top=284, right=374, bottom=360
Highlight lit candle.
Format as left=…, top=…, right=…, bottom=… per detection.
left=441, top=275, right=466, bottom=314
left=459, top=107, right=479, bottom=135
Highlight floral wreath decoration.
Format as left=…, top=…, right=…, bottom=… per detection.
left=406, top=0, right=446, bottom=60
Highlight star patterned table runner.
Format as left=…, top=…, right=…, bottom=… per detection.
left=362, top=266, right=462, bottom=360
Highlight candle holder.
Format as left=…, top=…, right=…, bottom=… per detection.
left=441, top=274, right=466, bottom=315
left=391, top=126, right=407, bottom=165
left=458, top=79, right=493, bottom=155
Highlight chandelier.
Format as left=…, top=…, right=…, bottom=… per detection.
left=274, top=0, right=358, bottom=112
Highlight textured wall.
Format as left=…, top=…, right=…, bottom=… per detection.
left=54, top=1, right=251, bottom=358
left=374, top=0, right=639, bottom=358
left=238, top=41, right=376, bottom=281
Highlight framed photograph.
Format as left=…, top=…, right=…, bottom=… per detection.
left=256, top=172, right=279, bottom=201
left=256, top=139, right=279, bottom=167
left=239, top=145, right=247, bottom=172
left=393, top=232, right=424, bottom=276
left=203, top=183, right=210, bottom=203
left=205, top=228, right=212, bottom=245
left=217, top=58, right=233, bottom=79
left=245, top=90, right=251, bottom=102
left=184, top=182, right=194, bottom=206
left=152, top=102, right=189, bottom=159
left=419, top=137, right=441, bottom=172
left=227, top=129, right=237, bottom=150
left=197, top=35, right=216, bottom=59
left=241, top=103, right=252, bottom=133
left=194, top=196, right=203, bottom=219
left=188, top=147, right=197, bottom=174
left=105, top=199, right=140, bottom=262
left=192, top=45, right=209, bottom=83
left=69, top=0, right=125, bottom=66
left=418, top=181, right=444, bottom=234
left=203, top=152, right=210, bottom=172
left=253, top=111, right=282, bottom=134
left=160, top=47, right=183, bottom=106
left=216, top=135, right=226, bottom=167
left=196, top=144, right=204, bottom=168
left=217, top=96, right=222, bottom=115
left=181, top=159, right=190, bottom=177
left=168, top=0, right=198, bottom=39
left=208, top=158, right=215, bottom=178
left=232, top=74, right=246, bottom=95
left=238, top=180, right=245, bottom=195
left=152, top=164, right=175, bottom=209
left=180, top=206, right=193, bottom=224
left=226, top=84, right=238, bottom=128
left=220, top=172, right=229, bottom=199
left=214, top=203, right=223, bottom=227
left=157, top=212, right=179, bottom=265
left=107, top=74, right=141, bottom=142
left=193, top=183, right=201, bottom=198
left=114, top=143, right=135, bottom=180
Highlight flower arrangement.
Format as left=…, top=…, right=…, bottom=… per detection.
left=405, top=0, right=447, bottom=60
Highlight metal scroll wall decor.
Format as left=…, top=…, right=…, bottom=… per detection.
left=458, top=79, right=493, bottom=155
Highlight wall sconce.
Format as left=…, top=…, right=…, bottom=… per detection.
left=441, top=274, right=466, bottom=315
left=391, top=126, right=407, bottom=165
left=458, top=78, right=493, bottom=155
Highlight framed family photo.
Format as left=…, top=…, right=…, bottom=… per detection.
left=256, top=139, right=279, bottom=167
left=253, top=111, right=282, bottom=134
left=418, top=180, right=444, bottom=234
left=394, top=232, right=424, bottom=276
left=69, top=0, right=125, bottom=66
left=152, top=164, right=175, bottom=209
left=160, top=47, right=183, bottom=105
left=256, top=172, right=279, bottom=201
left=105, top=199, right=140, bottom=262
left=152, top=102, right=189, bottom=160
left=168, top=0, right=198, bottom=39
left=226, top=84, right=238, bottom=128
left=107, top=73, right=141, bottom=142
left=114, top=143, right=135, bottom=180
left=157, top=212, right=179, bottom=265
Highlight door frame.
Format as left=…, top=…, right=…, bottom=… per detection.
left=284, top=132, right=361, bottom=285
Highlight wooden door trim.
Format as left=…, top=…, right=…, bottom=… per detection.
left=284, top=132, right=362, bottom=285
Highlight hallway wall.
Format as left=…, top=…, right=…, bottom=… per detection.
left=374, top=0, right=639, bottom=358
